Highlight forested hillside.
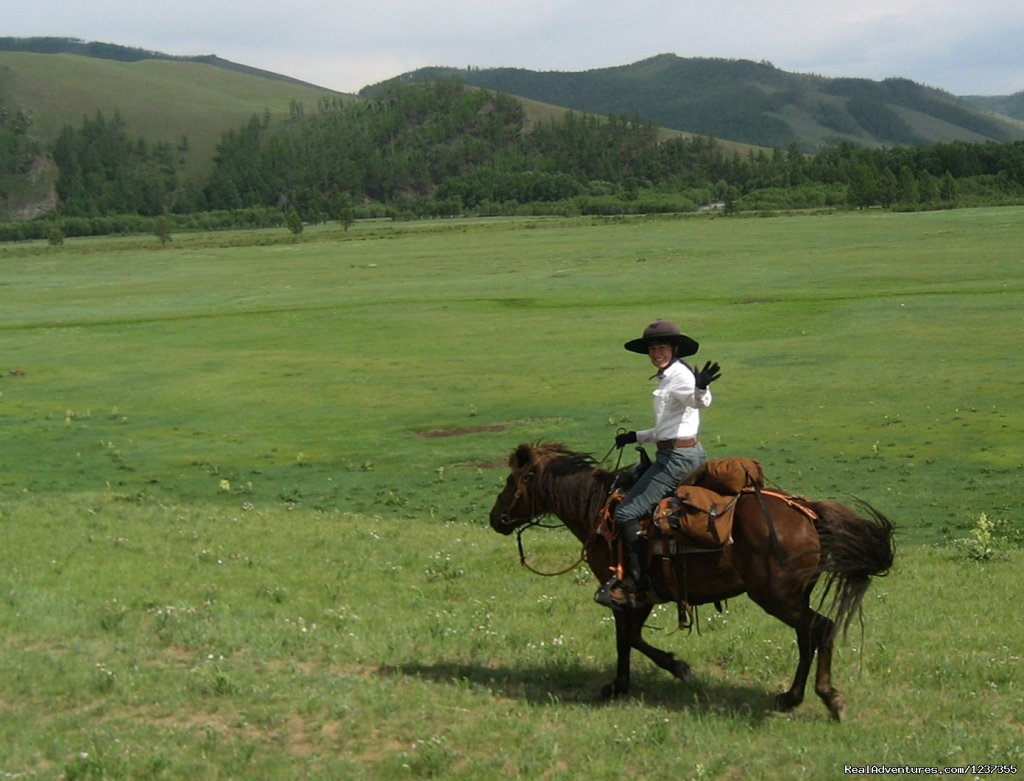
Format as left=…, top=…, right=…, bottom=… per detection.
left=0, top=46, right=346, bottom=219
left=962, top=92, right=1024, bottom=121
left=193, top=81, right=1024, bottom=219
left=362, top=54, right=1024, bottom=150
left=3, top=42, right=1024, bottom=238
left=5, top=78, right=1024, bottom=242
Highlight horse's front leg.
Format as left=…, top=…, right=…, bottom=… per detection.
left=601, top=608, right=636, bottom=699
left=630, top=607, right=694, bottom=684
left=601, top=605, right=693, bottom=699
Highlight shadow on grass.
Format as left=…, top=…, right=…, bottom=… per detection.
left=380, top=659, right=780, bottom=725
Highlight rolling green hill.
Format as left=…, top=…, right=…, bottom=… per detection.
left=0, top=44, right=758, bottom=221
left=361, top=54, right=1024, bottom=150
left=3, top=40, right=1023, bottom=223
left=0, top=48, right=350, bottom=218
left=0, top=36, right=336, bottom=89
left=499, top=92, right=761, bottom=157
left=961, top=91, right=1024, bottom=121
left=0, top=50, right=349, bottom=181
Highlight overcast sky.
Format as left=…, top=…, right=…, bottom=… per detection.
left=6, top=0, right=1023, bottom=96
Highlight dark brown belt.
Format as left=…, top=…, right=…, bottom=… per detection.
left=657, top=437, right=698, bottom=450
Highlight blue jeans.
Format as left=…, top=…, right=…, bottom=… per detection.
left=614, top=444, right=707, bottom=528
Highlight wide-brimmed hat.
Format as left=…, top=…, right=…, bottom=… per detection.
left=624, top=319, right=699, bottom=356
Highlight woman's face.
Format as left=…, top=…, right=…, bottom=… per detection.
left=648, top=342, right=675, bottom=371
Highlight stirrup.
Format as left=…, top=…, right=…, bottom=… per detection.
left=594, top=577, right=649, bottom=610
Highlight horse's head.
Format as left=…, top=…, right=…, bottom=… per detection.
left=489, top=443, right=542, bottom=535
left=489, top=442, right=605, bottom=535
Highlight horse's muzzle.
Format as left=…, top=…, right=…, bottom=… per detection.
left=489, top=510, right=517, bottom=535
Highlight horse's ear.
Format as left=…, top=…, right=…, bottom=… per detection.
left=510, top=443, right=534, bottom=471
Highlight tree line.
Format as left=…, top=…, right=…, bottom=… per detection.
left=0, top=94, right=42, bottom=194
left=5, top=79, right=1024, bottom=240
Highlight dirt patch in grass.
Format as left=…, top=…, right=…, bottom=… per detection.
left=460, top=459, right=508, bottom=469
left=417, top=423, right=510, bottom=438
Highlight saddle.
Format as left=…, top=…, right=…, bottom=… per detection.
left=597, top=455, right=766, bottom=628
left=597, top=455, right=765, bottom=549
left=651, top=455, right=764, bottom=550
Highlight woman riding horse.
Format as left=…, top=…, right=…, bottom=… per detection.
left=489, top=442, right=895, bottom=720
left=596, top=319, right=722, bottom=610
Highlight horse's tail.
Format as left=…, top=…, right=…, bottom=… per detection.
left=811, top=498, right=895, bottom=640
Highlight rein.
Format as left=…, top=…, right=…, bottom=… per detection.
left=515, top=519, right=587, bottom=577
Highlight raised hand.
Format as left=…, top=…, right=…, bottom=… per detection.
left=695, top=361, right=721, bottom=389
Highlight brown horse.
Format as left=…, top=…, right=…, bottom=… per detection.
left=488, top=442, right=895, bottom=721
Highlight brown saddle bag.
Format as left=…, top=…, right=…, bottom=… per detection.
left=652, top=484, right=738, bottom=549
left=650, top=456, right=763, bottom=549
left=602, top=455, right=763, bottom=549
left=684, top=455, right=764, bottom=494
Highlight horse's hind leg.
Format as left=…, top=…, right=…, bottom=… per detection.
left=749, top=588, right=818, bottom=714
left=774, top=614, right=815, bottom=714
left=773, top=610, right=844, bottom=721
left=810, top=613, right=845, bottom=722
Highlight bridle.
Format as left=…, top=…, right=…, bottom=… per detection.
left=499, top=458, right=621, bottom=578
left=496, top=443, right=637, bottom=577
left=494, top=469, right=534, bottom=529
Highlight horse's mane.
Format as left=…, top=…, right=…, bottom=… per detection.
left=528, top=442, right=600, bottom=475
left=518, top=442, right=622, bottom=528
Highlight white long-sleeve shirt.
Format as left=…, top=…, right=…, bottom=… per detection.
left=636, top=360, right=712, bottom=445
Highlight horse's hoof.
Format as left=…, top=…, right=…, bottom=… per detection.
left=671, top=661, right=695, bottom=685
left=828, top=695, right=846, bottom=722
left=600, top=681, right=627, bottom=701
left=772, top=692, right=800, bottom=712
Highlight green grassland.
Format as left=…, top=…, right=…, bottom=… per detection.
left=3, top=209, right=1020, bottom=538
left=1, top=209, right=1022, bottom=778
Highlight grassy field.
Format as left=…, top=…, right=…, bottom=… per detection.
left=1, top=209, right=1022, bottom=778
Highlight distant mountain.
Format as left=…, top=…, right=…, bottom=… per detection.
left=361, top=54, right=1024, bottom=149
left=0, top=36, right=336, bottom=90
left=960, top=92, right=1024, bottom=121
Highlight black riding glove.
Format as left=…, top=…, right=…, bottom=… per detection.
left=615, top=431, right=638, bottom=449
left=695, top=360, right=722, bottom=390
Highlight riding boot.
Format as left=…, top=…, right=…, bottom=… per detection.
left=623, top=534, right=651, bottom=601
left=594, top=521, right=650, bottom=610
